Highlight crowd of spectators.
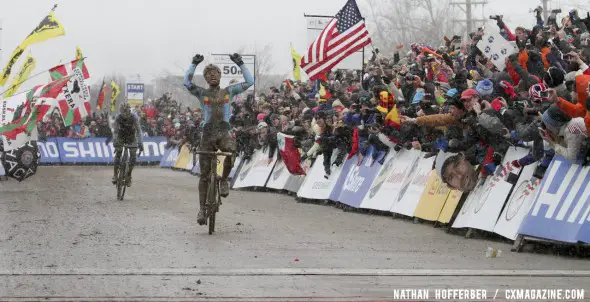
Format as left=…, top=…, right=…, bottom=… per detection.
left=41, top=6, right=590, bottom=192
left=219, top=6, right=590, bottom=192
left=38, top=92, right=204, bottom=149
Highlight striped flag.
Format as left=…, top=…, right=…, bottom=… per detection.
left=300, top=0, right=371, bottom=81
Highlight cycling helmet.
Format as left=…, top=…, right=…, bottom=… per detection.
left=528, top=83, right=549, bottom=103
left=120, top=103, right=131, bottom=113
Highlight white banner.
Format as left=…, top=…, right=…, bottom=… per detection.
left=297, top=151, right=346, bottom=200
left=359, top=150, right=410, bottom=211
left=391, top=154, right=435, bottom=217
left=493, top=163, right=540, bottom=240
left=452, top=147, right=529, bottom=231
left=477, top=32, right=517, bottom=71
left=232, top=149, right=276, bottom=189
left=266, top=159, right=291, bottom=190
left=210, top=54, right=255, bottom=92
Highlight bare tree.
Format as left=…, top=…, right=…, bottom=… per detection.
left=362, top=0, right=457, bottom=52
left=253, top=44, right=275, bottom=92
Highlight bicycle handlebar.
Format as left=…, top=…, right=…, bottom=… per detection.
left=193, top=150, right=234, bottom=157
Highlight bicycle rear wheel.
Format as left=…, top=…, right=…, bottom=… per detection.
left=207, top=165, right=218, bottom=235
left=117, top=149, right=128, bottom=200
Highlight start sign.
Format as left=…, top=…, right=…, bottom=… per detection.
left=126, top=83, right=144, bottom=107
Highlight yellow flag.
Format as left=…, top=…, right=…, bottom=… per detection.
left=3, top=54, right=36, bottom=98
left=291, top=45, right=302, bottom=81
left=0, top=12, right=65, bottom=86
left=20, top=12, right=66, bottom=49
left=110, top=81, right=120, bottom=112
left=76, top=46, right=83, bottom=60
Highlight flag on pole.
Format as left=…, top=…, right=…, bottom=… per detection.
left=290, top=45, right=302, bottom=81
left=110, top=81, right=120, bottom=112
left=300, top=0, right=371, bottom=81
left=0, top=77, right=69, bottom=147
left=96, top=81, right=107, bottom=110
left=76, top=46, right=83, bottom=60
left=277, top=132, right=306, bottom=176
left=49, top=59, right=90, bottom=81
left=0, top=11, right=65, bottom=86
left=57, top=70, right=91, bottom=126
left=3, top=54, right=36, bottom=98
left=384, top=105, right=401, bottom=130
left=48, top=59, right=92, bottom=126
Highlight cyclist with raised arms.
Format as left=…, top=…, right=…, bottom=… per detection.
left=111, top=103, right=144, bottom=187
left=184, top=53, right=254, bottom=225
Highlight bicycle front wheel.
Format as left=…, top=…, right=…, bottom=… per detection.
left=117, top=148, right=129, bottom=200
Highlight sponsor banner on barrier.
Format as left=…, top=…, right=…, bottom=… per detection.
left=297, top=150, right=347, bottom=200
left=38, top=138, right=61, bottom=163
left=359, top=150, right=401, bottom=211
left=174, top=145, right=192, bottom=170
left=452, top=147, right=528, bottom=232
left=54, top=137, right=167, bottom=164
left=518, top=156, right=590, bottom=243
left=233, top=149, right=277, bottom=189
left=494, top=163, right=540, bottom=240
left=285, top=174, right=306, bottom=193
left=191, top=153, right=200, bottom=174
left=160, top=147, right=179, bottom=168
left=328, top=151, right=354, bottom=201
left=391, top=153, right=433, bottom=217
left=266, top=159, right=291, bottom=190
left=0, top=153, right=5, bottom=176
left=438, top=189, right=463, bottom=223
left=338, top=147, right=384, bottom=208
left=229, top=156, right=241, bottom=179
left=413, top=169, right=451, bottom=221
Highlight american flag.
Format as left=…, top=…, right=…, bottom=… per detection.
left=300, top=0, right=371, bottom=80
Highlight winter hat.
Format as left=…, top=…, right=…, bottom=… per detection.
left=529, top=83, right=549, bottom=103
left=543, top=67, right=566, bottom=88
left=542, top=104, right=572, bottom=133
left=476, top=79, right=494, bottom=97
left=446, top=88, right=459, bottom=98
left=460, top=88, right=479, bottom=100
left=412, top=91, right=425, bottom=104
left=257, top=122, right=268, bottom=129
left=490, top=98, right=504, bottom=112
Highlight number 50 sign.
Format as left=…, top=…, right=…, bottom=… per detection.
left=211, top=54, right=256, bottom=92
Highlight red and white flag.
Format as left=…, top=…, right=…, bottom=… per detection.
left=277, top=132, right=306, bottom=176
left=300, top=0, right=371, bottom=80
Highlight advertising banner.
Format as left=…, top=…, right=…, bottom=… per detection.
left=337, top=147, right=384, bottom=208
left=38, top=138, right=61, bottom=163
left=413, top=170, right=451, bottom=221
left=53, top=137, right=167, bottom=164
left=518, top=156, right=590, bottom=243
left=494, top=163, right=541, bottom=240
left=232, top=149, right=276, bottom=188
left=391, top=154, right=434, bottom=217
left=297, top=150, right=347, bottom=200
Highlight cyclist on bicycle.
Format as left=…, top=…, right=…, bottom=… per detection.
left=111, top=103, right=144, bottom=187
left=184, top=53, right=254, bottom=225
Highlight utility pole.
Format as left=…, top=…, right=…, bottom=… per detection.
left=451, top=0, right=487, bottom=35
left=542, top=0, right=549, bottom=21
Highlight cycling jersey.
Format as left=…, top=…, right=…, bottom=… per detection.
left=183, top=64, right=254, bottom=127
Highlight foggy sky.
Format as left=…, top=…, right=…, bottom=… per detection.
left=0, top=0, right=586, bottom=89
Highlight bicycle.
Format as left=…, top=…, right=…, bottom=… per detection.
left=193, top=150, right=233, bottom=235
left=116, top=144, right=141, bottom=201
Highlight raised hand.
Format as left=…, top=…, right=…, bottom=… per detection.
left=229, top=53, right=244, bottom=66
left=192, top=54, right=204, bottom=65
